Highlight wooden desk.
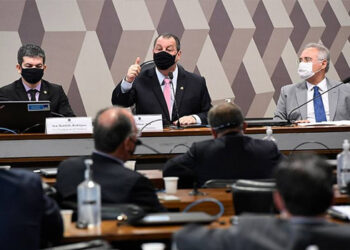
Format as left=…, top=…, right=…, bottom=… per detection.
left=63, top=216, right=231, bottom=243
left=2, top=125, right=350, bottom=166
left=160, top=189, right=234, bottom=216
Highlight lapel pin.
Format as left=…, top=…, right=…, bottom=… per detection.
left=180, top=86, right=184, bottom=90
left=43, top=90, right=47, bottom=94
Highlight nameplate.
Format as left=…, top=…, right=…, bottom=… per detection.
left=134, top=114, right=163, bottom=132
left=45, top=117, right=93, bottom=134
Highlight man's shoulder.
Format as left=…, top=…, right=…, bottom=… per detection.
left=41, top=79, right=63, bottom=90
left=0, top=169, right=41, bottom=188
left=179, top=65, right=203, bottom=81
left=0, top=79, right=21, bottom=91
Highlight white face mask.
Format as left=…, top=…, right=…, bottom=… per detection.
left=298, top=62, right=314, bottom=80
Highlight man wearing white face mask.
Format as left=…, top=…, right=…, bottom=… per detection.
left=274, top=43, right=350, bottom=123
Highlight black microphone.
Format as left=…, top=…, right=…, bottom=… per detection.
left=286, top=81, right=348, bottom=123
left=50, top=111, right=65, bottom=117
left=168, top=72, right=183, bottom=129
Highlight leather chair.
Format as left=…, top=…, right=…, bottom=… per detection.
left=231, top=179, right=277, bottom=215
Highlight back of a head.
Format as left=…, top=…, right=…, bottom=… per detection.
left=276, top=154, right=333, bottom=216
left=208, top=102, right=244, bottom=133
left=93, top=107, right=133, bottom=153
left=17, top=44, right=46, bottom=65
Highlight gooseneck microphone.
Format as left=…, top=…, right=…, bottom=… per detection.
left=286, top=81, right=348, bottom=123
left=168, top=72, right=183, bottom=129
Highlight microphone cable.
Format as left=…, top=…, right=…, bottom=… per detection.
left=21, top=123, right=42, bottom=133
left=183, top=198, right=225, bottom=219
left=168, top=72, right=182, bottom=129
left=0, top=127, right=17, bottom=134
left=289, top=141, right=330, bottom=156
left=169, top=143, right=190, bottom=154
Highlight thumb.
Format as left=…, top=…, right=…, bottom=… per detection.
left=135, top=57, right=141, bottom=65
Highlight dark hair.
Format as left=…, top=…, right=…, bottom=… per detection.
left=208, top=103, right=244, bottom=133
left=276, top=154, right=333, bottom=216
left=93, top=107, right=132, bottom=153
left=17, top=44, right=46, bottom=65
left=153, top=33, right=181, bottom=51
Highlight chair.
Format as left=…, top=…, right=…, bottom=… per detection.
left=231, top=179, right=277, bottom=215
left=202, top=179, right=237, bottom=189
left=140, top=60, right=155, bottom=73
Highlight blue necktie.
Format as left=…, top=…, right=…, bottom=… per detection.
left=313, top=86, right=327, bottom=122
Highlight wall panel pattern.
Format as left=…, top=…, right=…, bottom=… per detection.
left=0, top=0, right=349, bottom=117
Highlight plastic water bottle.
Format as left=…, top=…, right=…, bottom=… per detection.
left=337, top=139, right=350, bottom=193
left=77, top=159, right=101, bottom=228
left=263, top=126, right=276, bottom=143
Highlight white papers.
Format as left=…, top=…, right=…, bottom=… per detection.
left=298, top=120, right=350, bottom=127
left=46, top=117, right=93, bottom=134
left=330, top=205, right=350, bottom=219
left=134, top=114, right=163, bottom=132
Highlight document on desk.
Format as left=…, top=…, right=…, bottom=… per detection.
left=157, top=193, right=180, bottom=201
left=329, top=205, right=350, bottom=220
left=298, top=121, right=350, bottom=126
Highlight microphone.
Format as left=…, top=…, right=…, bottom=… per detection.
left=168, top=72, right=183, bottom=129
left=286, top=81, right=348, bottom=123
left=50, top=111, right=65, bottom=117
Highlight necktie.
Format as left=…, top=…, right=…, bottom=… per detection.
left=313, top=86, right=327, bottom=122
left=163, top=78, right=172, bottom=116
left=28, top=89, right=38, bottom=101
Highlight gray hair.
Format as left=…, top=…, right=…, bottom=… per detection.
left=303, top=43, right=330, bottom=72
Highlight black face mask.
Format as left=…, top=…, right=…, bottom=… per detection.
left=21, top=68, right=44, bottom=84
left=153, top=51, right=177, bottom=70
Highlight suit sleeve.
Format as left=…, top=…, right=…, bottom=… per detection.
left=111, top=81, right=136, bottom=107
left=129, top=175, right=166, bottom=212
left=40, top=194, right=64, bottom=246
left=57, top=85, right=75, bottom=117
left=274, top=86, right=287, bottom=120
left=0, top=87, right=9, bottom=101
left=195, top=77, right=212, bottom=124
left=163, top=145, right=197, bottom=188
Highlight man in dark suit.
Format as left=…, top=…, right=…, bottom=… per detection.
left=0, top=44, right=75, bottom=117
left=0, top=168, right=63, bottom=250
left=163, top=102, right=283, bottom=188
left=174, top=154, right=350, bottom=250
left=111, top=33, right=212, bottom=125
left=56, top=106, right=164, bottom=212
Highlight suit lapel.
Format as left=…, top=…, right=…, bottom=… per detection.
left=296, top=82, right=307, bottom=120
left=14, top=79, right=30, bottom=101
left=174, top=65, right=186, bottom=120
left=39, top=80, right=50, bottom=101
left=327, top=78, right=338, bottom=121
left=148, top=68, right=171, bottom=121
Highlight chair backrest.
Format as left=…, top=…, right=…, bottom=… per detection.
left=202, top=179, right=237, bottom=188
left=140, top=60, right=155, bottom=73
left=231, top=179, right=277, bottom=215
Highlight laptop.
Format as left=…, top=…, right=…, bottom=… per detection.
left=0, top=101, right=50, bottom=133
left=134, top=212, right=215, bottom=226
left=245, top=118, right=289, bottom=127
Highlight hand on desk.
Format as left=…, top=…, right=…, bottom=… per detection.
left=173, top=115, right=197, bottom=126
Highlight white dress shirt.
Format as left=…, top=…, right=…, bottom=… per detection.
left=306, top=78, right=330, bottom=122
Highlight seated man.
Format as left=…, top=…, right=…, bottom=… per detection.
left=111, top=33, right=212, bottom=126
left=0, top=44, right=75, bottom=117
left=174, top=154, right=350, bottom=250
left=274, top=42, right=350, bottom=122
left=56, top=106, right=164, bottom=212
left=0, top=168, right=63, bottom=250
left=163, top=102, right=283, bottom=188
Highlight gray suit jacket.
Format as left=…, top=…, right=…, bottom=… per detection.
left=174, top=215, right=350, bottom=250
left=274, top=78, right=350, bottom=121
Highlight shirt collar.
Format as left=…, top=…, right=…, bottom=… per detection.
left=22, top=81, right=41, bottom=93
left=155, top=65, right=178, bottom=86
left=93, top=150, right=124, bottom=165
left=306, top=78, right=327, bottom=92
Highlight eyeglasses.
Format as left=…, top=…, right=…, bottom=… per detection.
left=297, top=57, right=326, bottom=64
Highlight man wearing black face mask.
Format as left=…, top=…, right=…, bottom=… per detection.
left=0, top=44, right=75, bottom=117
left=111, top=33, right=212, bottom=125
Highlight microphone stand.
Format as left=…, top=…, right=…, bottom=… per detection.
left=168, top=72, right=183, bottom=130
left=286, top=81, right=347, bottom=123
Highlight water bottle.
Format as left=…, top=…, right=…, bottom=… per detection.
left=263, top=126, right=276, bottom=143
left=337, top=139, right=350, bottom=193
left=77, top=159, right=101, bottom=228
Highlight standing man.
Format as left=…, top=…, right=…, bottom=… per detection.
left=164, top=103, right=283, bottom=188
left=274, top=43, right=350, bottom=122
left=111, top=33, right=212, bottom=125
left=0, top=44, right=75, bottom=117
left=56, top=106, right=164, bottom=212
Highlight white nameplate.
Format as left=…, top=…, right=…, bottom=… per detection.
left=134, top=114, right=163, bottom=132
left=45, top=117, right=93, bottom=134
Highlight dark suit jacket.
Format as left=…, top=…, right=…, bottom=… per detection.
left=163, top=132, right=283, bottom=188
left=0, top=78, right=75, bottom=117
left=174, top=215, right=350, bottom=250
left=111, top=65, right=212, bottom=124
left=56, top=153, right=164, bottom=212
left=0, top=169, right=63, bottom=250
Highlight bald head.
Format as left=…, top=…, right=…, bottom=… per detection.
left=93, top=107, right=135, bottom=153
left=208, top=103, right=244, bottom=134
